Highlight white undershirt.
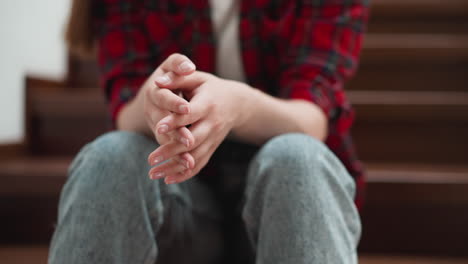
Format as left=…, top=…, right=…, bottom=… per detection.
left=209, top=0, right=246, bottom=82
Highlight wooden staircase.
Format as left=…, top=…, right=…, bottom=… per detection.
left=1, top=0, right=468, bottom=259
left=349, top=0, right=468, bottom=256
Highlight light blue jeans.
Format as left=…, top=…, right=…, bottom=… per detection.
left=48, top=131, right=361, bottom=264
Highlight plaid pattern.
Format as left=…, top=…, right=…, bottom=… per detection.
left=93, top=0, right=369, bottom=209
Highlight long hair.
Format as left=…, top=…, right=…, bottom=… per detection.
left=65, top=0, right=95, bottom=58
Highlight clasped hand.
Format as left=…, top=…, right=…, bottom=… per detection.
left=143, top=54, right=250, bottom=184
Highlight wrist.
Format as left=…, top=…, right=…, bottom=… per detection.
left=116, top=82, right=152, bottom=136
left=231, top=82, right=256, bottom=134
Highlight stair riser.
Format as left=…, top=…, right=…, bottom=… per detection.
left=353, top=123, right=468, bottom=164
left=30, top=118, right=468, bottom=164
left=349, top=65, right=468, bottom=92
left=29, top=117, right=108, bottom=156
left=3, top=178, right=468, bottom=257
left=360, top=181, right=468, bottom=256
left=0, top=196, right=58, bottom=244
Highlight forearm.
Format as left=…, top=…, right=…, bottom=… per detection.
left=116, top=78, right=154, bottom=137
left=232, top=86, right=328, bottom=145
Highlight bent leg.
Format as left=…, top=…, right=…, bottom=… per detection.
left=243, top=133, right=361, bottom=264
left=48, top=131, right=223, bottom=264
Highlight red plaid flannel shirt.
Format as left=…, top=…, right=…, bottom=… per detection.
left=93, top=0, right=369, bottom=208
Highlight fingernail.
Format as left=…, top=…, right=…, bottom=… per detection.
left=158, top=124, right=168, bottom=134
left=179, top=61, right=195, bottom=72
left=155, top=75, right=171, bottom=85
left=153, top=156, right=163, bottom=165
left=151, top=171, right=165, bottom=179
left=179, top=137, right=189, bottom=147
left=179, top=158, right=190, bottom=169
left=179, top=104, right=189, bottom=114
left=165, top=177, right=177, bottom=184
left=150, top=171, right=165, bottom=180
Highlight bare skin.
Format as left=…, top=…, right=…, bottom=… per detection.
left=117, top=54, right=328, bottom=184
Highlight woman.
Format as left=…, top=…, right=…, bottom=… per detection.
left=49, top=0, right=368, bottom=263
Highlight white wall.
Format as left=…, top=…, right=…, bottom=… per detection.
left=0, top=0, right=70, bottom=144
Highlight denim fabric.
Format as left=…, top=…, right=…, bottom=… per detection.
left=48, top=131, right=360, bottom=264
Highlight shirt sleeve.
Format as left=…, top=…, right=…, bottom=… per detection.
left=278, top=1, right=369, bottom=138
left=93, top=0, right=157, bottom=123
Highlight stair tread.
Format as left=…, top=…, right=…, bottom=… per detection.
left=349, top=91, right=468, bottom=105
left=0, top=157, right=72, bottom=177
left=349, top=90, right=468, bottom=122
left=1, top=246, right=467, bottom=264
left=360, top=254, right=468, bottom=264
left=33, top=89, right=468, bottom=119
left=2, top=156, right=468, bottom=171
left=366, top=163, right=468, bottom=184
left=1, top=156, right=468, bottom=194
left=0, top=157, right=72, bottom=196
left=371, top=0, right=468, bottom=19
left=2, top=157, right=468, bottom=254
left=2, top=157, right=467, bottom=179
left=362, top=34, right=468, bottom=64
left=34, top=89, right=468, bottom=104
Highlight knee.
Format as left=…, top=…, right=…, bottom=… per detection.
left=254, top=133, right=329, bottom=172
left=79, top=130, right=153, bottom=166
left=63, top=131, right=155, bottom=200
left=249, top=133, right=355, bottom=197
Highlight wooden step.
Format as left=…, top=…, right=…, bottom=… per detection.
left=27, top=89, right=109, bottom=156
left=371, top=0, right=468, bottom=19
left=0, top=245, right=49, bottom=264
left=1, top=245, right=467, bottom=264
left=1, top=157, right=468, bottom=256
left=348, top=34, right=468, bottom=92
left=361, top=34, right=468, bottom=65
left=0, top=157, right=71, bottom=196
left=350, top=90, right=468, bottom=164
left=360, top=164, right=468, bottom=256
left=368, top=0, right=468, bottom=37
left=27, top=89, right=468, bottom=164
left=369, top=0, right=468, bottom=34
left=25, top=82, right=466, bottom=163
left=369, top=20, right=468, bottom=35
left=0, top=157, right=72, bottom=244
left=360, top=254, right=468, bottom=264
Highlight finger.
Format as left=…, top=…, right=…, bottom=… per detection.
left=160, top=53, right=196, bottom=75
left=158, top=119, right=212, bottom=157
left=150, top=88, right=190, bottom=114
left=158, top=126, right=195, bottom=149
left=185, top=120, right=213, bottom=150
left=165, top=141, right=213, bottom=183
left=177, top=126, right=195, bottom=148
left=155, top=128, right=177, bottom=146
left=165, top=169, right=193, bottom=184
left=155, top=152, right=195, bottom=181
left=155, top=71, right=208, bottom=90
left=145, top=99, right=172, bottom=142
left=148, top=156, right=189, bottom=180
left=180, top=152, right=195, bottom=169
left=148, top=140, right=192, bottom=167
left=187, top=140, right=213, bottom=175
left=145, top=90, right=193, bottom=143
left=155, top=126, right=194, bottom=150
left=153, top=130, right=195, bottom=169
left=156, top=92, right=212, bottom=134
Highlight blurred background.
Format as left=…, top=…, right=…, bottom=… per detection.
left=0, top=0, right=467, bottom=263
